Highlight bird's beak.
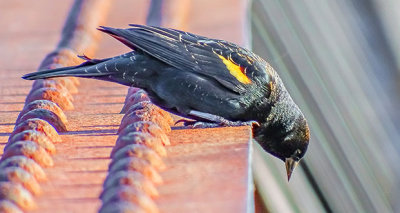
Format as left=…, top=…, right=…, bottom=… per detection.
left=285, top=158, right=299, bottom=181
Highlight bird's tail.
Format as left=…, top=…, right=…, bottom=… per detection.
left=22, top=57, right=113, bottom=80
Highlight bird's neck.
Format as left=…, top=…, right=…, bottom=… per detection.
left=261, top=84, right=304, bottom=140
left=252, top=92, right=302, bottom=159
left=271, top=96, right=300, bottom=128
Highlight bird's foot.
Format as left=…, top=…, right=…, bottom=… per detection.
left=174, top=119, right=195, bottom=126
left=175, top=119, right=221, bottom=128
left=218, top=119, right=260, bottom=127
left=188, top=110, right=260, bottom=127
left=175, top=111, right=259, bottom=128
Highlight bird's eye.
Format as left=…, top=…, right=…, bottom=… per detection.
left=291, top=149, right=302, bottom=161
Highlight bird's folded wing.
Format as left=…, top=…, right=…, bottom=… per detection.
left=98, top=25, right=262, bottom=94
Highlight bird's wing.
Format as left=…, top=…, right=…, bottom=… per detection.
left=98, top=25, right=269, bottom=94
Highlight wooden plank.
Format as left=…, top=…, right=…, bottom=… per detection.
left=1, top=0, right=254, bottom=212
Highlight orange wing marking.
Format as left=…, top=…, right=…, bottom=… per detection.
left=217, top=55, right=251, bottom=84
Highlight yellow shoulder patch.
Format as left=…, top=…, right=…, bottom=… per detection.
left=217, top=55, right=251, bottom=84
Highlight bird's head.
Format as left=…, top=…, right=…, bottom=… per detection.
left=254, top=103, right=310, bottom=181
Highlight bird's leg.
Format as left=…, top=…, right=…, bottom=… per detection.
left=175, top=119, right=221, bottom=128
left=175, top=110, right=259, bottom=128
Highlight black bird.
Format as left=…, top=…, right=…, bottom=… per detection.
left=23, top=25, right=310, bottom=180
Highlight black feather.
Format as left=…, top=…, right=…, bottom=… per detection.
left=98, top=25, right=272, bottom=94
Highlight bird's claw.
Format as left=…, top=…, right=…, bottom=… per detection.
left=192, top=122, right=220, bottom=128
left=219, top=120, right=260, bottom=127
left=175, top=119, right=219, bottom=128
left=175, top=118, right=259, bottom=128
left=175, top=119, right=196, bottom=126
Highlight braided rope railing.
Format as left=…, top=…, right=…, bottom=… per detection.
left=0, top=0, right=111, bottom=212
left=98, top=1, right=183, bottom=211
left=99, top=88, right=173, bottom=213
left=0, top=0, right=200, bottom=212
left=1, top=0, right=257, bottom=212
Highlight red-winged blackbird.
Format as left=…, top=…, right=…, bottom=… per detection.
left=23, top=25, right=310, bottom=180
